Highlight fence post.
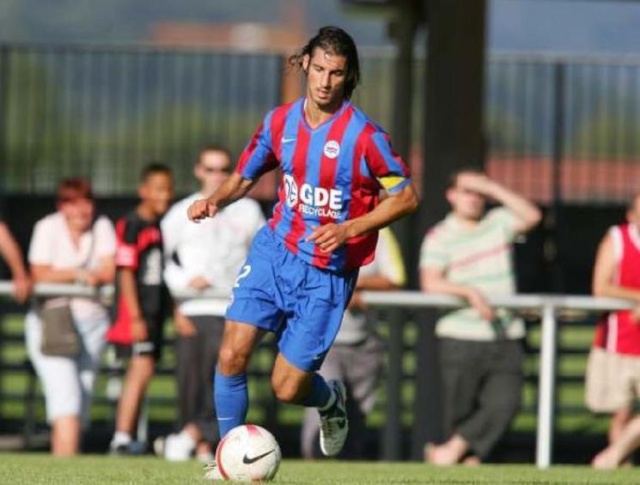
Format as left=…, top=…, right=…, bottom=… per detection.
left=536, top=299, right=558, bottom=468
left=382, top=308, right=404, bottom=460
left=549, top=61, right=566, bottom=292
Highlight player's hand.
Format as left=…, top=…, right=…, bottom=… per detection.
left=466, top=288, right=495, bottom=321
left=188, top=276, right=212, bottom=291
left=11, top=275, right=31, bottom=303
left=188, top=199, right=218, bottom=223
left=131, top=317, right=148, bottom=342
left=174, top=311, right=197, bottom=337
left=306, top=223, right=350, bottom=253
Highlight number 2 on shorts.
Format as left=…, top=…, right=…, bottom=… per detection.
left=234, top=264, right=252, bottom=288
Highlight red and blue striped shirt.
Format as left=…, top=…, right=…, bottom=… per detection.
left=236, top=98, right=411, bottom=272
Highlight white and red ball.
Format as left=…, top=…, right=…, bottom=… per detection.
left=216, top=424, right=281, bottom=482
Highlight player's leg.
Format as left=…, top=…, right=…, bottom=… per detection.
left=300, top=347, right=343, bottom=459
left=214, top=320, right=265, bottom=438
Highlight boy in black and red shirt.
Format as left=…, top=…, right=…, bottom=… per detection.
left=108, top=163, right=174, bottom=454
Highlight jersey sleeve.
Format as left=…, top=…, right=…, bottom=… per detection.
left=364, top=130, right=411, bottom=195
left=115, top=218, right=139, bottom=270
left=235, top=111, right=279, bottom=181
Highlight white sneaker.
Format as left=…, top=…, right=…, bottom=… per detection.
left=203, top=460, right=224, bottom=480
left=164, top=432, right=196, bottom=462
left=319, top=380, right=348, bottom=457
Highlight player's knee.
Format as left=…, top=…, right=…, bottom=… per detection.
left=217, top=345, right=249, bottom=375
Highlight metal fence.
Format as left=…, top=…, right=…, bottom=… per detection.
left=0, top=282, right=632, bottom=465
left=2, top=44, right=640, bottom=203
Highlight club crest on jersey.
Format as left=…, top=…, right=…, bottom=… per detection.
left=323, top=140, right=340, bottom=159
left=283, top=174, right=343, bottom=219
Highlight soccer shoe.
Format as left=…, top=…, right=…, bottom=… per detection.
left=203, top=460, right=224, bottom=480
left=319, top=380, right=348, bottom=457
left=109, top=439, right=147, bottom=456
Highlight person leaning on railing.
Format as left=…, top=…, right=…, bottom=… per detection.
left=420, top=168, right=541, bottom=466
left=25, top=178, right=116, bottom=456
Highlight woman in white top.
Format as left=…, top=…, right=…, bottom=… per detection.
left=26, top=178, right=116, bottom=456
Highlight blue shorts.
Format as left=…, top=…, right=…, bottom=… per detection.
left=226, top=226, right=358, bottom=372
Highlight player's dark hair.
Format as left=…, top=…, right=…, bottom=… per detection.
left=289, top=26, right=361, bottom=100
left=140, top=162, right=172, bottom=183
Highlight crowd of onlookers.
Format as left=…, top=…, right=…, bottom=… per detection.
left=1, top=155, right=640, bottom=468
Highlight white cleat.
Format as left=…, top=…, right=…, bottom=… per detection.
left=319, top=380, right=348, bottom=457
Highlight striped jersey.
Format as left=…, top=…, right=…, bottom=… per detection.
left=420, top=208, right=525, bottom=341
left=236, top=98, right=411, bottom=273
left=593, top=223, right=640, bottom=355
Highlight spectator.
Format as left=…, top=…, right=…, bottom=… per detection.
left=25, top=178, right=116, bottom=456
left=420, top=168, right=541, bottom=465
left=586, top=193, right=640, bottom=466
left=0, top=218, right=31, bottom=302
left=155, top=145, right=265, bottom=462
left=300, top=226, right=406, bottom=459
left=107, top=163, right=174, bottom=454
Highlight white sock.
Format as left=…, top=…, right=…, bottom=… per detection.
left=113, top=431, right=132, bottom=446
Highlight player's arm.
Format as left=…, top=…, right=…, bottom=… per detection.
left=188, top=173, right=255, bottom=222
left=189, top=115, right=277, bottom=223
left=592, top=231, right=640, bottom=301
left=307, top=183, right=418, bottom=253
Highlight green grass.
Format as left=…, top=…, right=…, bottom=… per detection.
left=0, top=455, right=637, bottom=484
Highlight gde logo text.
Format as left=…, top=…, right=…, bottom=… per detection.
left=283, top=174, right=343, bottom=219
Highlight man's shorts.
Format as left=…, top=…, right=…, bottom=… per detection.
left=226, top=226, right=358, bottom=372
left=585, top=347, right=640, bottom=413
left=112, top=314, right=164, bottom=361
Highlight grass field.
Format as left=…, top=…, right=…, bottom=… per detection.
left=0, top=455, right=636, bottom=484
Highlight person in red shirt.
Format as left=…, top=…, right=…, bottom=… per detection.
left=587, top=193, right=640, bottom=467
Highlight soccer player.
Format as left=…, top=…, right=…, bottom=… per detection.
left=187, top=26, right=418, bottom=477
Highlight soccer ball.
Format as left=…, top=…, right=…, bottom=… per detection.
left=216, top=424, right=281, bottom=482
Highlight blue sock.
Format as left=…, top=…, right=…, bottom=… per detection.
left=214, top=372, right=248, bottom=438
left=299, top=373, right=333, bottom=409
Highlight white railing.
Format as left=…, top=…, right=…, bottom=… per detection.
left=359, top=291, right=633, bottom=468
left=0, top=282, right=633, bottom=467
